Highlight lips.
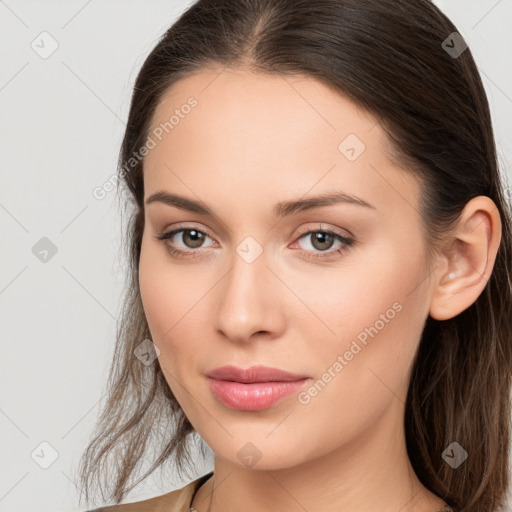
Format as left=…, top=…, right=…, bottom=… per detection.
left=206, top=365, right=310, bottom=411
left=206, top=365, right=309, bottom=383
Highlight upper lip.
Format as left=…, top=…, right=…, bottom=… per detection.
left=206, top=365, right=309, bottom=383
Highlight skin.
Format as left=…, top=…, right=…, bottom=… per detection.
left=138, top=66, right=502, bottom=512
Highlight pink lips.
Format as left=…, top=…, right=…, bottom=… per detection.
left=206, top=365, right=310, bottom=411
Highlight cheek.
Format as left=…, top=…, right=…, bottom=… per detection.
left=293, top=239, right=429, bottom=401
left=279, top=236, right=428, bottom=348
left=138, top=246, right=168, bottom=340
left=138, top=238, right=211, bottom=383
left=138, top=249, right=194, bottom=406
left=139, top=233, right=190, bottom=334
left=138, top=239, right=186, bottom=357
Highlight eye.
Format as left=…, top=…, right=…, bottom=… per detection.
left=292, top=226, right=356, bottom=260
left=154, top=224, right=356, bottom=260
left=154, top=226, right=216, bottom=258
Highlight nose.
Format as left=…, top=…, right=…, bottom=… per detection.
left=213, top=247, right=286, bottom=344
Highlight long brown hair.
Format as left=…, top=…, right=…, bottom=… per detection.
left=78, top=1, right=512, bottom=510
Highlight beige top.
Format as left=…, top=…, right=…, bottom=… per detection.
left=86, top=472, right=213, bottom=512
left=86, top=472, right=453, bottom=512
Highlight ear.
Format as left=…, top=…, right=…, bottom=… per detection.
left=429, top=196, right=502, bottom=321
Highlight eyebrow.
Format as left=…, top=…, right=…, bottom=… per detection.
left=145, top=190, right=376, bottom=218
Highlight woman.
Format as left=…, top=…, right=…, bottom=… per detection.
left=79, top=1, right=512, bottom=511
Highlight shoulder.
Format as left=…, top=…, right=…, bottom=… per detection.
left=84, top=472, right=213, bottom=512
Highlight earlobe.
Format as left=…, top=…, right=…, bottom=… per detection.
left=429, top=196, right=502, bottom=321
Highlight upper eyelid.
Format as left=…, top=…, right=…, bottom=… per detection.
left=295, top=223, right=353, bottom=239
left=163, top=224, right=216, bottom=242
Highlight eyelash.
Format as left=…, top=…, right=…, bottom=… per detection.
left=154, top=225, right=356, bottom=260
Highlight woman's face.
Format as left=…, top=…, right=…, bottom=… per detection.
left=139, top=67, right=435, bottom=469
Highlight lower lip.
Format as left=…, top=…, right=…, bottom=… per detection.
left=207, top=378, right=309, bottom=411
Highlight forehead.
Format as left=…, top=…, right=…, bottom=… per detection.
left=143, top=66, right=419, bottom=217
left=147, top=66, right=383, bottom=149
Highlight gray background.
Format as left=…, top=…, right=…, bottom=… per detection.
left=0, top=1, right=511, bottom=511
